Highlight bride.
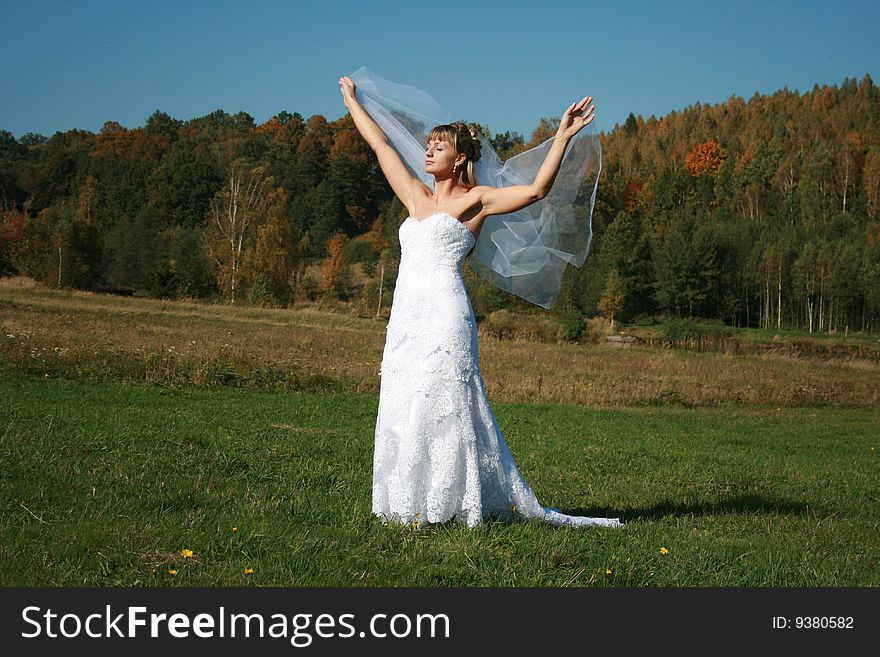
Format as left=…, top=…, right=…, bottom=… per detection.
left=339, top=70, right=622, bottom=530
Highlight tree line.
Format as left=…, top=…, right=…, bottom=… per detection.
left=1, top=74, right=879, bottom=333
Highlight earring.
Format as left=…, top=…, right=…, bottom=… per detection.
left=453, top=163, right=457, bottom=172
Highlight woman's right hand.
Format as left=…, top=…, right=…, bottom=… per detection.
left=339, top=76, right=356, bottom=108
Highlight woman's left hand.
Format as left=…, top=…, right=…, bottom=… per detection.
left=557, top=96, right=596, bottom=139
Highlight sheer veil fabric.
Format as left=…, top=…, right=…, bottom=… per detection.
left=349, top=66, right=601, bottom=309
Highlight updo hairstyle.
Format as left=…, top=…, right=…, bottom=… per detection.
left=427, top=122, right=482, bottom=187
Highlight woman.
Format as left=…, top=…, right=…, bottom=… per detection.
left=339, top=70, right=622, bottom=530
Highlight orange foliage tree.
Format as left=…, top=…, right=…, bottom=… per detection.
left=623, top=180, right=643, bottom=213
left=0, top=207, right=27, bottom=275
left=684, top=138, right=725, bottom=177
left=320, top=232, right=349, bottom=298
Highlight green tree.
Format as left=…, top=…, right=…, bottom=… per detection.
left=103, top=205, right=162, bottom=290
left=147, top=148, right=221, bottom=228
left=652, top=219, right=718, bottom=317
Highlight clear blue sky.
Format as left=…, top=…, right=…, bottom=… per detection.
left=2, top=0, right=878, bottom=140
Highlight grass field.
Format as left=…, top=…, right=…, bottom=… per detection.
left=1, top=280, right=878, bottom=586
left=2, top=369, right=878, bottom=586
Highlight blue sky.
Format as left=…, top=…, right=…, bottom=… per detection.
left=1, top=0, right=878, bottom=140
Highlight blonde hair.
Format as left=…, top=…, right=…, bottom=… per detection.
left=427, top=122, right=482, bottom=187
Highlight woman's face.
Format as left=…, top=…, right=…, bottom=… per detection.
left=425, top=138, right=459, bottom=174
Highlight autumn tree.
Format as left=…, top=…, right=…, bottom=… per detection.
left=203, top=164, right=273, bottom=304
left=15, top=211, right=51, bottom=283
left=320, top=231, right=351, bottom=299
left=0, top=207, right=27, bottom=275
left=242, top=187, right=308, bottom=307
left=685, top=138, right=725, bottom=177
left=623, top=180, right=643, bottom=213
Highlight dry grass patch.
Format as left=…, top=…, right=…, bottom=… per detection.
left=2, top=280, right=878, bottom=407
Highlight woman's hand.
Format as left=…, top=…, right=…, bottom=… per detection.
left=557, top=96, right=596, bottom=139
left=339, top=76, right=357, bottom=109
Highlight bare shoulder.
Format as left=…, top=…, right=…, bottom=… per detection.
left=468, top=185, right=494, bottom=200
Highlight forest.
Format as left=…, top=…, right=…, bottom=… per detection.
left=1, top=73, right=879, bottom=333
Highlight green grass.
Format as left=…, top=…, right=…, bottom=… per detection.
left=2, top=367, right=877, bottom=587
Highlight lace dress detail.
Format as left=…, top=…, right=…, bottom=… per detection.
left=373, top=213, right=623, bottom=529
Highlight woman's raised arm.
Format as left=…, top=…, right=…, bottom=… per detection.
left=339, top=76, right=419, bottom=214
left=479, top=96, right=596, bottom=217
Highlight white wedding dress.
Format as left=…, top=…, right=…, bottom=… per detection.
left=372, top=212, right=623, bottom=530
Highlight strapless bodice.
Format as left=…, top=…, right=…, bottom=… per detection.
left=398, top=212, right=475, bottom=271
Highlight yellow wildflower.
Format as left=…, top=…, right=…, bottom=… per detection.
left=180, top=549, right=194, bottom=558
left=244, top=568, right=254, bottom=574
left=232, top=527, right=238, bottom=533
left=605, top=568, right=613, bottom=574
left=660, top=547, right=669, bottom=555
left=168, top=569, right=178, bottom=575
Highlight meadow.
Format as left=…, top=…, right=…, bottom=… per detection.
left=1, top=279, right=878, bottom=586
left=2, top=277, right=878, bottom=408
